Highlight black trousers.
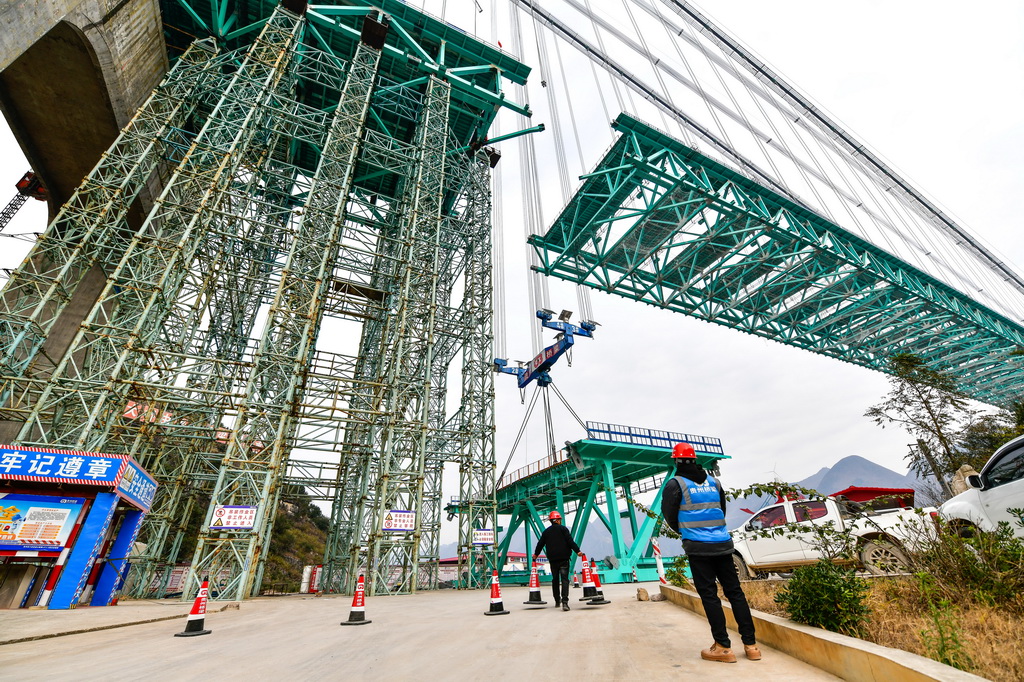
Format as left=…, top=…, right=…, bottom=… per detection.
left=549, top=559, right=570, bottom=603
left=688, top=553, right=756, bottom=648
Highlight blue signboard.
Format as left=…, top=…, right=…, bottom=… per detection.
left=0, top=493, right=86, bottom=551
left=0, top=447, right=124, bottom=485
left=116, top=460, right=158, bottom=511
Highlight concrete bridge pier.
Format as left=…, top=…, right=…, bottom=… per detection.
left=1, top=0, right=167, bottom=215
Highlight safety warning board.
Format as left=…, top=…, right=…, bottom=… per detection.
left=383, top=510, right=415, bottom=532
left=472, top=529, right=495, bottom=545
left=209, top=505, right=258, bottom=529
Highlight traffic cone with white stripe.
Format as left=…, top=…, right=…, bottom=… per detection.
left=175, top=579, right=212, bottom=637
left=573, top=571, right=580, bottom=588
left=632, top=567, right=638, bottom=583
left=578, top=554, right=598, bottom=601
left=484, top=569, right=509, bottom=616
left=588, top=561, right=610, bottom=605
left=340, top=574, right=371, bottom=626
left=523, top=565, right=548, bottom=606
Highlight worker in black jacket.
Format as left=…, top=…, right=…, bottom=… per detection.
left=661, top=442, right=760, bottom=663
left=532, top=510, right=581, bottom=611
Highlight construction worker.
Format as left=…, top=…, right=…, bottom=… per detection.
left=660, top=442, right=761, bottom=663
left=532, top=510, right=581, bottom=611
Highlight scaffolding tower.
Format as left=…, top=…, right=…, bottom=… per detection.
left=0, top=2, right=530, bottom=600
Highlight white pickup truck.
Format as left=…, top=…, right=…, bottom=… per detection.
left=940, top=434, right=1024, bottom=539
left=730, top=497, right=936, bottom=578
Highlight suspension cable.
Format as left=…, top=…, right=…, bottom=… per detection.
left=656, top=0, right=1024, bottom=300
left=542, top=387, right=556, bottom=456
left=549, top=382, right=588, bottom=432
left=496, top=383, right=543, bottom=485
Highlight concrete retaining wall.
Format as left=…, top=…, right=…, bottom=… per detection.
left=659, top=584, right=985, bottom=682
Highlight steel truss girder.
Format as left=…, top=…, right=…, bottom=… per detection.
left=531, top=114, right=1024, bottom=407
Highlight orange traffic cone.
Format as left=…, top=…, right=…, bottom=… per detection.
left=523, top=565, right=548, bottom=607
left=484, top=569, right=509, bottom=616
left=175, top=579, right=212, bottom=637
left=573, top=571, right=581, bottom=589
left=340, top=574, right=372, bottom=626
left=578, top=554, right=598, bottom=601
left=588, top=562, right=610, bottom=605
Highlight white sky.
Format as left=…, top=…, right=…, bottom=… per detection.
left=1, top=0, right=1022, bottom=500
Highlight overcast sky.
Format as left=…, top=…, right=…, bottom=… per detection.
left=1, top=0, right=1021, bottom=501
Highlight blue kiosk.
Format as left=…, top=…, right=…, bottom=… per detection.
left=0, top=445, right=157, bottom=609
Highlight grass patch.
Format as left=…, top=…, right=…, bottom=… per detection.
left=741, top=578, right=1024, bottom=682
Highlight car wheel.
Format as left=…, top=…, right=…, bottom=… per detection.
left=732, top=554, right=766, bottom=581
left=732, top=554, right=751, bottom=579
left=859, top=539, right=909, bottom=575
left=951, top=522, right=977, bottom=539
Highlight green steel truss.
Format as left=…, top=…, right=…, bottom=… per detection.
left=187, top=29, right=384, bottom=600
left=531, top=114, right=1024, bottom=407
left=0, top=2, right=524, bottom=599
left=496, top=422, right=727, bottom=583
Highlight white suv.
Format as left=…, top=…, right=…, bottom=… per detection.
left=939, top=434, right=1024, bottom=538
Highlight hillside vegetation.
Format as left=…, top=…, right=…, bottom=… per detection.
left=262, top=491, right=329, bottom=593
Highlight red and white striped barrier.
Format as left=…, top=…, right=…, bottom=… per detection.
left=652, top=538, right=668, bottom=585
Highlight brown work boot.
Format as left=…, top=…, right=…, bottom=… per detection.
left=700, top=642, right=737, bottom=663
left=744, top=644, right=762, bottom=661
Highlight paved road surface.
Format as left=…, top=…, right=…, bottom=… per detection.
left=0, top=581, right=838, bottom=681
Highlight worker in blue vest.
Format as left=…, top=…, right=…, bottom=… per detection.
left=661, top=442, right=760, bottom=663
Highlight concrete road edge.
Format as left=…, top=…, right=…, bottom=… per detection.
left=659, top=584, right=984, bottom=682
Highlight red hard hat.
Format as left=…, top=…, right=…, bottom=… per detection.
left=672, top=442, right=696, bottom=459
left=548, top=511, right=562, bottom=521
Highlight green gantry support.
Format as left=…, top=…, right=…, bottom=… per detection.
left=0, top=0, right=530, bottom=600
left=495, top=422, right=728, bottom=583
left=531, top=114, right=1024, bottom=407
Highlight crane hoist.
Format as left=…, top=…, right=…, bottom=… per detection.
left=493, top=308, right=596, bottom=388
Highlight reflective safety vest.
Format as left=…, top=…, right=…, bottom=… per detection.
left=674, top=475, right=730, bottom=543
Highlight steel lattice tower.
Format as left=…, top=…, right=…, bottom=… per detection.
left=0, top=2, right=527, bottom=600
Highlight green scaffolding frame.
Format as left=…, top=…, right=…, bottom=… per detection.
left=0, top=1, right=530, bottom=600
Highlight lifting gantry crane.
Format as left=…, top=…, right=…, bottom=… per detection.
left=489, top=307, right=597, bottom=466
left=443, top=309, right=597, bottom=587
left=493, top=308, right=596, bottom=389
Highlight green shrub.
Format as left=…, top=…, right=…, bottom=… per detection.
left=906, top=522, right=1024, bottom=612
left=775, top=560, right=869, bottom=636
left=664, top=555, right=690, bottom=588
left=916, top=574, right=972, bottom=670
